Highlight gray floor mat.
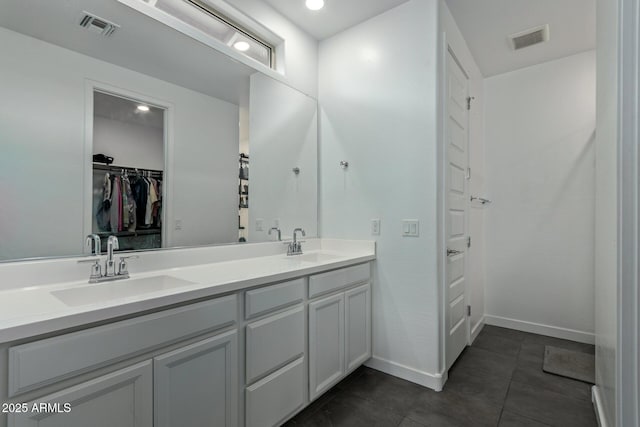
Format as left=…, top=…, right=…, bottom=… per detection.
left=543, top=345, right=595, bottom=384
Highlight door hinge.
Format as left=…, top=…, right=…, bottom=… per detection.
left=466, top=305, right=471, bottom=317
left=466, top=96, right=475, bottom=110
left=467, top=236, right=471, bottom=248
left=466, top=167, right=471, bottom=180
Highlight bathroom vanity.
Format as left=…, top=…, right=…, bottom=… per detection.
left=0, top=239, right=374, bottom=427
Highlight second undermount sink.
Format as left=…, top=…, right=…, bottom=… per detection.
left=285, top=252, right=342, bottom=263
left=52, top=275, right=196, bottom=307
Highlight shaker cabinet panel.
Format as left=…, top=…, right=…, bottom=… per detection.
left=345, top=283, right=372, bottom=373
left=8, top=361, right=153, bottom=427
left=245, top=357, right=305, bottom=427
left=154, top=331, right=238, bottom=427
left=308, top=293, right=345, bottom=401
left=308, top=263, right=370, bottom=298
left=245, top=278, right=305, bottom=319
left=246, top=306, right=304, bottom=384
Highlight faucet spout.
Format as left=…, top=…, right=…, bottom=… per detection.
left=105, top=236, right=119, bottom=276
left=86, top=234, right=101, bottom=256
left=288, top=228, right=306, bottom=256
left=293, top=228, right=306, bottom=244
left=268, top=227, right=282, bottom=241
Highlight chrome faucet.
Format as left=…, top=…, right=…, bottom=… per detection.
left=86, top=234, right=101, bottom=256
left=269, top=227, right=282, bottom=241
left=287, top=228, right=306, bottom=256
left=105, top=236, right=119, bottom=277
left=79, top=235, right=137, bottom=283
left=84, top=234, right=102, bottom=281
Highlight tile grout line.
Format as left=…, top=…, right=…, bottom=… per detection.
left=496, top=341, right=522, bottom=425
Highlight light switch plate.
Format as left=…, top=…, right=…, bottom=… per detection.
left=255, top=218, right=264, bottom=232
left=371, top=219, right=381, bottom=236
left=402, top=220, right=419, bottom=237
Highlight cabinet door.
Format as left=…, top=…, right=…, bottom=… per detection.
left=154, top=331, right=238, bottom=427
left=9, top=361, right=152, bottom=427
left=345, top=283, right=372, bottom=372
left=308, top=293, right=344, bottom=401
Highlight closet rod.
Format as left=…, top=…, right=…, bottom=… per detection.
left=93, top=163, right=164, bottom=175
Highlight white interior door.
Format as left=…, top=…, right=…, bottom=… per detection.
left=445, top=50, right=470, bottom=370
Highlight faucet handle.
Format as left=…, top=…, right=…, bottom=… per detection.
left=78, top=258, right=102, bottom=282
left=118, top=255, right=139, bottom=276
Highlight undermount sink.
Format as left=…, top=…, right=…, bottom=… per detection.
left=285, top=252, right=342, bottom=263
left=52, top=275, right=196, bottom=307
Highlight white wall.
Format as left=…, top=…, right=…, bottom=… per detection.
left=249, top=73, right=318, bottom=241
left=439, top=1, right=486, bottom=344
left=319, top=0, right=443, bottom=388
left=594, top=0, right=618, bottom=423
left=0, top=27, right=238, bottom=260
left=231, top=0, right=319, bottom=98
left=483, top=51, right=596, bottom=343
left=93, top=117, right=164, bottom=171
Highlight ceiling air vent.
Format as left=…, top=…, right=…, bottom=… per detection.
left=79, top=12, right=120, bottom=37
left=509, top=24, right=549, bottom=50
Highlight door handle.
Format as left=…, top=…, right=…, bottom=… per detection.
left=447, top=248, right=463, bottom=257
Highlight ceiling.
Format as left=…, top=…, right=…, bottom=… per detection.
left=445, top=0, right=596, bottom=77
left=0, top=0, right=255, bottom=106
left=94, top=91, right=165, bottom=129
left=262, top=0, right=409, bottom=40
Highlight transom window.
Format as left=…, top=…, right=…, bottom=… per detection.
left=151, top=0, right=274, bottom=68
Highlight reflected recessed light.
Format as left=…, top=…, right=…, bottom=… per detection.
left=305, top=0, right=324, bottom=11
left=234, top=41, right=250, bottom=51
left=137, top=105, right=150, bottom=112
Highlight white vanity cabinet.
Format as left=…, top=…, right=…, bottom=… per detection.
left=2, top=259, right=374, bottom=427
left=308, top=264, right=371, bottom=401
left=6, top=295, right=238, bottom=427
left=244, top=279, right=306, bottom=427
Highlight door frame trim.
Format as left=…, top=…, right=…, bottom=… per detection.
left=616, top=0, right=640, bottom=423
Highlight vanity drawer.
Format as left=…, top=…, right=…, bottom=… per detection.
left=8, top=295, right=237, bottom=397
left=246, top=305, right=304, bottom=384
left=308, top=263, right=370, bottom=298
left=245, top=278, right=305, bottom=319
left=245, top=357, right=305, bottom=427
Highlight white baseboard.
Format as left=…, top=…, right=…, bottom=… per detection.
left=365, top=356, right=446, bottom=391
left=484, top=315, right=595, bottom=344
left=592, top=385, right=609, bottom=427
left=470, top=316, right=485, bottom=344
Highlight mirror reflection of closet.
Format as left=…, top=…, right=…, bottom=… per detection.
left=92, top=91, right=165, bottom=253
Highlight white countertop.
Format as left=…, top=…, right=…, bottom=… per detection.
left=0, top=240, right=375, bottom=344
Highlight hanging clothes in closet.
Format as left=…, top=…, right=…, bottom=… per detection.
left=96, top=169, right=162, bottom=232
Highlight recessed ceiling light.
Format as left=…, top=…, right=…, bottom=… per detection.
left=234, top=41, right=250, bottom=51
left=137, top=105, right=150, bottom=112
left=305, top=0, right=324, bottom=11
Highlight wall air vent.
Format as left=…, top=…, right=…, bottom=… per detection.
left=509, top=24, right=550, bottom=50
left=79, top=12, right=120, bottom=37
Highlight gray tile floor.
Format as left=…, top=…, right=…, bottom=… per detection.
left=285, top=325, right=597, bottom=426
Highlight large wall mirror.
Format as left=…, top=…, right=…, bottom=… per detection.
left=0, top=0, right=318, bottom=262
